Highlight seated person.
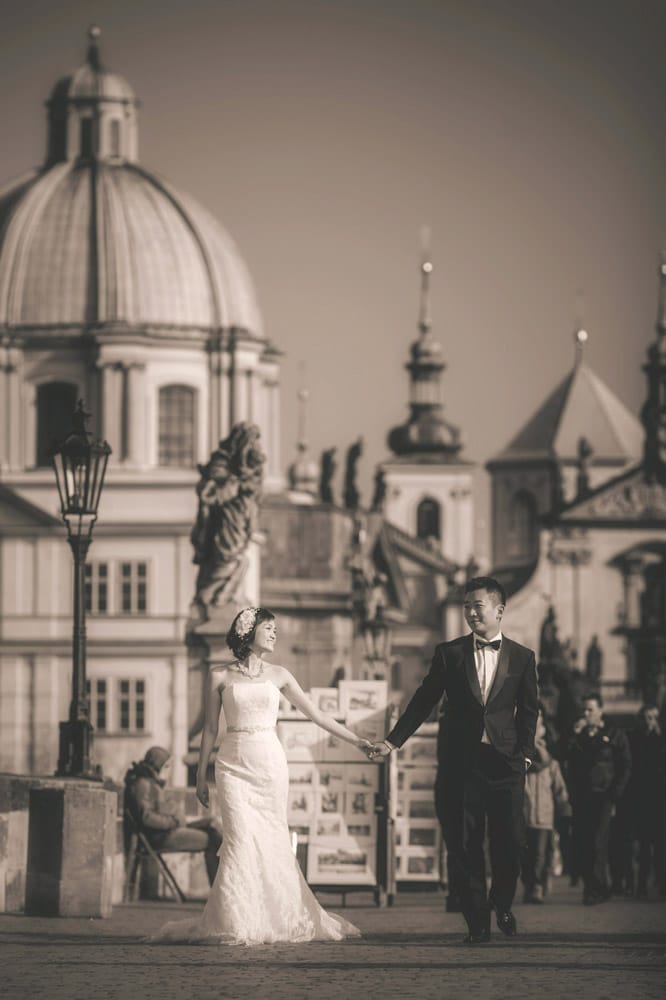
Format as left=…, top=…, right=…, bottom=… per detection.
left=124, top=745, right=222, bottom=885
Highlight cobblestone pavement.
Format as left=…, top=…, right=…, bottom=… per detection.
left=2, top=881, right=665, bottom=1000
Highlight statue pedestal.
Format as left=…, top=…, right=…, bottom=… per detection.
left=24, top=781, right=117, bottom=917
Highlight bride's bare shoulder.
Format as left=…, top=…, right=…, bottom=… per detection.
left=267, top=663, right=293, bottom=685
left=207, top=659, right=236, bottom=686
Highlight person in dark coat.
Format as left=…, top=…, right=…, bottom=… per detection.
left=628, top=705, right=666, bottom=898
left=370, top=576, right=538, bottom=944
left=124, top=746, right=222, bottom=885
left=565, top=693, right=632, bottom=905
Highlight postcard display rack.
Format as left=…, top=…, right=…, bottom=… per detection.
left=393, top=722, right=443, bottom=886
left=277, top=680, right=395, bottom=906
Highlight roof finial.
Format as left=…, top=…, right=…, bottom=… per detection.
left=418, top=224, right=433, bottom=336
left=87, top=24, right=103, bottom=72
left=297, top=386, right=309, bottom=451
left=296, top=360, right=309, bottom=447
left=574, top=327, right=588, bottom=366
left=288, top=366, right=318, bottom=495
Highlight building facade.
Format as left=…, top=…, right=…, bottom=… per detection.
left=0, top=31, right=281, bottom=782
left=493, top=271, right=666, bottom=704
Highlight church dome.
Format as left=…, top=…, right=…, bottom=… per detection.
left=0, top=29, right=263, bottom=338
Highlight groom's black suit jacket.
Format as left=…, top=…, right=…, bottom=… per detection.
left=387, top=633, right=538, bottom=775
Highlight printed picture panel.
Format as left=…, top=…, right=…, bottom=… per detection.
left=307, top=842, right=376, bottom=885
left=317, top=789, right=344, bottom=816
left=278, top=721, right=325, bottom=761
left=344, top=763, right=378, bottom=792
left=405, top=767, right=435, bottom=792
left=310, top=688, right=341, bottom=715
left=287, top=788, right=315, bottom=823
left=288, top=763, right=317, bottom=787
left=313, top=813, right=346, bottom=842
left=396, top=847, right=439, bottom=881
left=345, top=790, right=374, bottom=820
left=316, top=763, right=346, bottom=790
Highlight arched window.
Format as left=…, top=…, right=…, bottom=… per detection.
left=158, top=385, right=196, bottom=467
left=109, top=119, right=121, bottom=157
left=36, top=382, right=78, bottom=467
left=417, top=497, right=441, bottom=541
left=507, top=490, right=538, bottom=563
left=80, top=118, right=95, bottom=158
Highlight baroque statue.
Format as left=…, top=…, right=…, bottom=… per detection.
left=344, top=437, right=363, bottom=510
left=191, top=422, right=265, bottom=619
left=319, top=446, right=337, bottom=504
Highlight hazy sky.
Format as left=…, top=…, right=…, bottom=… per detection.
left=2, top=0, right=665, bottom=560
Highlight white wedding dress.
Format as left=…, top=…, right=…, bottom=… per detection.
left=152, top=681, right=360, bottom=945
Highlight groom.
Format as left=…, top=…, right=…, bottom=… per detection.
left=369, top=576, right=538, bottom=943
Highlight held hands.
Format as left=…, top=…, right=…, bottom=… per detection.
left=355, top=738, right=375, bottom=755
left=196, top=781, right=210, bottom=809
left=366, top=741, right=393, bottom=761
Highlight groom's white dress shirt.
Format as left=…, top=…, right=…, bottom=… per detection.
left=474, top=631, right=502, bottom=743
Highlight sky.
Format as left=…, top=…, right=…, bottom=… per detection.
left=2, top=0, right=665, bottom=560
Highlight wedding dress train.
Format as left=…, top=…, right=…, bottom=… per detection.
left=152, top=680, right=360, bottom=945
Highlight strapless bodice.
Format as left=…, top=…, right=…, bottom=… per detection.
left=221, top=681, right=280, bottom=733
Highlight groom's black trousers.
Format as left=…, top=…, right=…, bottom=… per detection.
left=436, top=742, right=525, bottom=929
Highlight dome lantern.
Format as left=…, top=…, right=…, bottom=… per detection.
left=46, top=26, right=139, bottom=166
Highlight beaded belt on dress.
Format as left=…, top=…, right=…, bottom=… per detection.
left=227, top=724, right=275, bottom=734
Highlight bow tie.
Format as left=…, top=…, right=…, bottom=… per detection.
left=476, top=638, right=501, bottom=651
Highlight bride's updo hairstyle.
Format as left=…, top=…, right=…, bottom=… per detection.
left=226, top=607, right=275, bottom=661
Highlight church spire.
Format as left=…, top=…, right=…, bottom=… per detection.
left=418, top=225, right=433, bottom=335
left=387, top=234, right=462, bottom=459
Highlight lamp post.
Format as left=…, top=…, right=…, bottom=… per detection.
left=51, top=401, right=112, bottom=778
left=362, top=609, right=393, bottom=682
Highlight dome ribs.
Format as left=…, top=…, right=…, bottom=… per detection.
left=3, top=164, right=72, bottom=326
left=129, top=164, right=223, bottom=330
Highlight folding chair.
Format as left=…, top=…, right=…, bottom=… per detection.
left=123, top=810, right=187, bottom=903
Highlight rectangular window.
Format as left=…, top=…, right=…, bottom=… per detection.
left=118, top=678, right=147, bottom=733
left=85, top=562, right=109, bottom=614
left=158, top=385, right=196, bottom=467
left=120, top=561, right=148, bottom=615
left=86, top=678, right=108, bottom=732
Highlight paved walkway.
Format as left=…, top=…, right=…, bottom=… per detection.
left=2, top=881, right=665, bottom=1000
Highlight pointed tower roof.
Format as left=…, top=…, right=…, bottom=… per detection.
left=490, top=331, right=643, bottom=465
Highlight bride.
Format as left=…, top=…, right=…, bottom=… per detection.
left=152, top=606, right=370, bottom=944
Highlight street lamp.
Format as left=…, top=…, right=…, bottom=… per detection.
left=51, top=400, right=112, bottom=778
left=362, top=609, right=393, bottom=681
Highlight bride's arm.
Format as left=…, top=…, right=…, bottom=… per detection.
left=277, top=667, right=370, bottom=750
left=196, top=667, right=223, bottom=807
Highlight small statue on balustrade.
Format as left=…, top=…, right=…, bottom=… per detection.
left=319, top=446, right=337, bottom=505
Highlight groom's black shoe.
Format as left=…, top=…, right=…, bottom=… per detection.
left=462, top=914, right=491, bottom=944
left=462, top=929, right=490, bottom=944
left=494, top=909, right=518, bottom=937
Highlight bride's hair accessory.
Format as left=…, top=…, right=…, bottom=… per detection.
left=234, top=607, right=259, bottom=638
